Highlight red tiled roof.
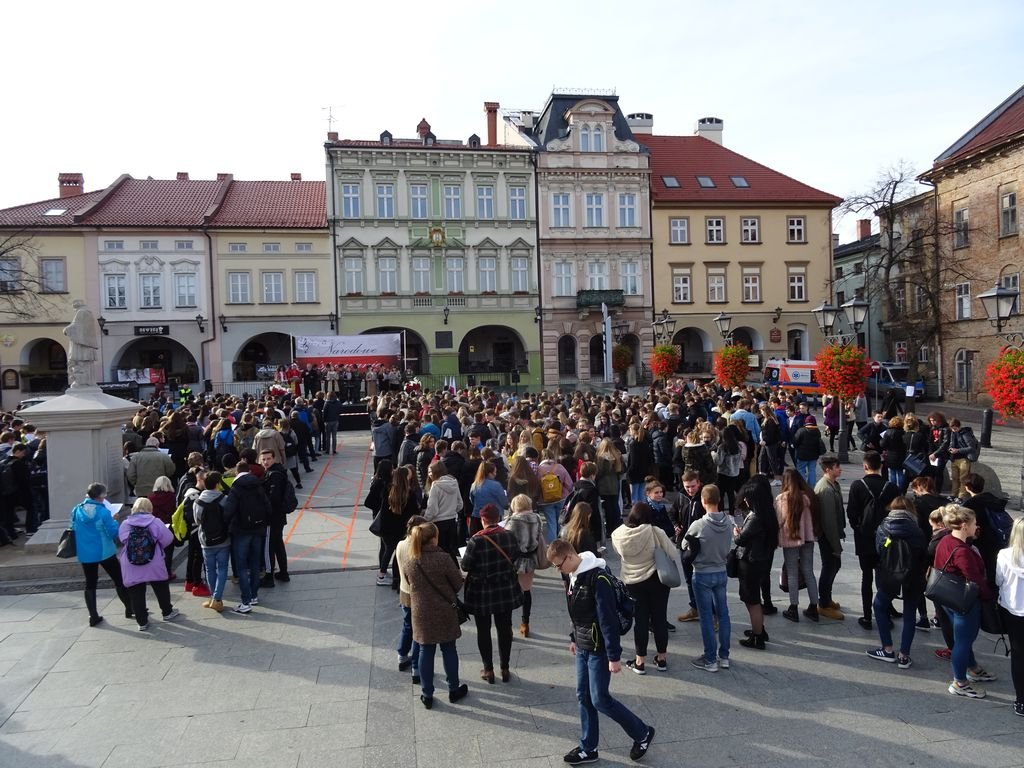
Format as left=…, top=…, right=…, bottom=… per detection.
left=209, top=181, right=325, bottom=228
left=0, top=190, right=107, bottom=228
left=932, top=84, right=1024, bottom=170
left=76, top=179, right=226, bottom=227
left=637, top=135, right=842, bottom=206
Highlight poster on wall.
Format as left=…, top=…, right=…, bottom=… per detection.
left=294, top=334, right=401, bottom=367
left=116, top=368, right=167, bottom=384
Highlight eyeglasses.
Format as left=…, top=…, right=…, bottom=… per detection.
left=552, top=558, right=566, bottom=569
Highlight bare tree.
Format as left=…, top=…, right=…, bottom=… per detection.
left=0, top=232, right=67, bottom=321
left=838, top=162, right=974, bottom=385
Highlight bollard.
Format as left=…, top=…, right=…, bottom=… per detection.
left=980, top=408, right=994, bottom=449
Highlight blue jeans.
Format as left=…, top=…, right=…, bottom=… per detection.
left=574, top=647, right=648, bottom=753
left=538, top=501, right=561, bottom=540
left=888, top=468, right=905, bottom=491
left=945, top=603, right=981, bottom=682
left=202, top=546, right=230, bottom=601
left=630, top=483, right=646, bottom=504
left=231, top=530, right=264, bottom=605
left=873, top=585, right=918, bottom=656
left=796, top=459, right=816, bottom=487
left=693, top=570, right=731, bottom=662
left=397, top=605, right=420, bottom=670
left=418, top=640, right=460, bottom=699
left=325, top=421, right=339, bottom=453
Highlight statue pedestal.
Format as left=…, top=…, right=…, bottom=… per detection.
left=19, top=386, right=137, bottom=556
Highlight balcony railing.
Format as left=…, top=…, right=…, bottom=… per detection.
left=576, top=289, right=624, bottom=308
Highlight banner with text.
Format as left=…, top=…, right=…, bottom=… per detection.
left=294, top=334, right=401, bottom=367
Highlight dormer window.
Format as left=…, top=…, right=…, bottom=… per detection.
left=423, top=132, right=436, bottom=146
left=380, top=130, right=392, bottom=146
left=580, top=124, right=591, bottom=152
left=593, top=124, right=604, bottom=152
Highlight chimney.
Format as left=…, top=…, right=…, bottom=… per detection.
left=694, top=117, right=724, bottom=145
left=627, top=112, right=654, bottom=135
left=290, top=173, right=302, bottom=181
left=832, top=233, right=840, bottom=250
left=417, top=118, right=431, bottom=138
left=327, top=131, right=338, bottom=142
left=857, top=218, right=872, bottom=240
left=484, top=101, right=499, bottom=146
left=58, top=172, right=84, bottom=198
left=216, top=172, right=231, bottom=180
left=176, top=172, right=189, bottom=180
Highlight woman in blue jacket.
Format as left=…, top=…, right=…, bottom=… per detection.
left=468, top=461, right=507, bottom=536
left=71, top=482, right=132, bottom=627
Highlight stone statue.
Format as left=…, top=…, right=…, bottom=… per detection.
left=62, top=299, right=99, bottom=388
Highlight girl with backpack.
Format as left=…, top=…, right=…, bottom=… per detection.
left=193, top=470, right=230, bottom=612
left=118, top=497, right=178, bottom=631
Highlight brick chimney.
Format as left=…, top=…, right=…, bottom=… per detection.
left=857, top=218, right=872, bottom=240
left=216, top=173, right=231, bottom=181
left=176, top=172, right=189, bottom=180
left=417, top=118, right=431, bottom=138
left=58, top=172, right=84, bottom=198
left=484, top=102, right=500, bottom=146
left=290, top=173, right=302, bottom=181
left=327, top=131, right=338, bottom=142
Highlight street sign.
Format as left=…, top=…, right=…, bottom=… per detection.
left=870, top=361, right=881, bottom=374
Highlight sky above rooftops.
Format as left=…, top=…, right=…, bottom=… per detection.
left=1, top=0, right=1021, bottom=244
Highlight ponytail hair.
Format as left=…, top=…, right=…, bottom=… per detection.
left=408, top=521, right=438, bottom=560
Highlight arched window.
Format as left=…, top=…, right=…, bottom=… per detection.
left=589, top=334, right=604, bottom=375
left=579, top=124, right=590, bottom=152
left=558, top=335, right=577, bottom=376
left=954, top=348, right=972, bottom=392
left=593, top=124, right=604, bottom=152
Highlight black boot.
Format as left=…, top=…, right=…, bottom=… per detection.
left=84, top=589, right=103, bottom=627
left=740, top=632, right=766, bottom=650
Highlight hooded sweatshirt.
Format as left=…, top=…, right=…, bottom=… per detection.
left=685, top=510, right=733, bottom=573
left=610, top=522, right=677, bottom=584
left=567, top=552, right=621, bottom=659
left=425, top=474, right=462, bottom=523
left=117, top=512, right=174, bottom=587
left=996, top=547, right=1024, bottom=616
left=193, top=489, right=229, bottom=549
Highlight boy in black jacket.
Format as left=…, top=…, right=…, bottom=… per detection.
left=846, top=451, right=899, bottom=630
left=670, top=471, right=706, bottom=622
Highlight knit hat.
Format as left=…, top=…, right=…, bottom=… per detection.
left=804, top=415, right=817, bottom=426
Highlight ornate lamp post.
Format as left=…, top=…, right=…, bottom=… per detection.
left=713, top=311, right=732, bottom=344
left=813, top=300, right=868, bottom=464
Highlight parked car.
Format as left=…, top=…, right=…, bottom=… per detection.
left=16, top=396, right=54, bottom=412
left=866, top=363, right=926, bottom=399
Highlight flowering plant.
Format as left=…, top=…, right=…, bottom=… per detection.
left=984, top=347, right=1024, bottom=420
left=714, top=344, right=750, bottom=389
left=403, top=378, right=423, bottom=394
left=268, top=384, right=290, bottom=398
left=612, top=344, right=633, bottom=374
left=815, top=345, right=872, bottom=400
left=650, top=345, right=680, bottom=380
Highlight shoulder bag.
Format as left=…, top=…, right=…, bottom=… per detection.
left=417, top=560, right=469, bottom=624
left=653, top=528, right=681, bottom=588
left=56, top=528, right=77, bottom=559
left=924, top=543, right=980, bottom=615
left=903, top=454, right=925, bottom=478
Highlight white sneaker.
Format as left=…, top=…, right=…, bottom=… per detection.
left=138, top=622, right=150, bottom=632
left=233, top=603, right=252, bottom=614
left=719, top=657, right=730, bottom=670
left=161, top=608, right=181, bottom=622
left=249, top=597, right=259, bottom=606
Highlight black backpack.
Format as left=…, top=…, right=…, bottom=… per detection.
left=877, top=533, right=913, bottom=594
left=198, top=498, right=228, bottom=546
left=858, top=479, right=894, bottom=533
left=0, top=457, right=16, bottom=496
left=232, top=480, right=271, bottom=530
left=595, top=568, right=635, bottom=636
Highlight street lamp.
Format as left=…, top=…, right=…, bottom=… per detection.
left=713, top=311, right=732, bottom=342
left=652, top=309, right=675, bottom=344
left=978, top=283, right=1020, bottom=333
left=442, top=306, right=450, bottom=325
left=841, top=296, right=870, bottom=333
left=812, top=300, right=869, bottom=464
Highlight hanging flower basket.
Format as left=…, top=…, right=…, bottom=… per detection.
left=985, top=347, right=1024, bottom=421
left=815, top=345, right=872, bottom=401
left=650, top=345, right=680, bottom=381
left=612, top=344, right=633, bottom=374
left=713, top=344, right=751, bottom=389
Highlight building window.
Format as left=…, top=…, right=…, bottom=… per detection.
left=834, top=265, right=844, bottom=279
left=672, top=270, right=691, bottom=303
left=446, top=256, right=464, bottom=293
left=836, top=290, right=846, bottom=306
left=784, top=217, right=804, bottom=243
left=294, top=271, right=316, bottom=302
left=853, top=261, right=864, bottom=275
left=954, top=348, right=972, bottom=391
left=1001, top=272, right=1020, bottom=314
left=741, top=217, right=760, bottom=243
left=229, top=243, right=247, bottom=252
left=343, top=258, right=364, bottom=294
left=376, top=183, right=395, bottom=218
left=443, top=185, right=462, bottom=219
left=175, top=240, right=194, bottom=250
left=1001, top=192, right=1018, bottom=236
left=0, top=258, right=18, bottom=292
left=377, top=257, right=397, bottom=294
left=553, top=261, right=574, bottom=296
left=955, top=282, right=971, bottom=319
left=592, top=125, right=604, bottom=152
left=104, top=274, right=127, bottom=309
left=669, top=218, right=689, bottom=244
left=476, top=185, right=494, bottom=219
left=621, top=261, right=639, bottom=295
left=104, top=240, right=124, bottom=250
left=662, top=176, right=680, bottom=188
left=478, top=256, right=496, bottom=292
left=705, top=217, right=724, bottom=244
left=295, top=242, right=313, bottom=252
left=40, top=258, right=66, bottom=293
left=509, top=186, right=526, bottom=220
left=262, top=272, right=284, bottom=303
left=174, top=273, right=197, bottom=307
left=341, top=183, right=360, bottom=218
left=915, top=285, right=928, bottom=312
left=140, top=274, right=162, bottom=308
left=228, top=272, right=250, bottom=303
left=139, top=240, right=158, bottom=250
left=894, top=341, right=908, bottom=363
left=707, top=271, right=726, bottom=303
left=742, top=268, right=761, bottom=302
left=788, top=268, right=806, bottom=302
left=511, top=256, right=529, bottom=293
left=953, top=207, right=969, bottom=248
left=696, top=175, right=716, bottom=189
left=731, top=176, right=750, bottom=188
left=618, top=194, right=637, bottom=228
left=587, top=261, right=608, bottom=290
left=263, top=242, right=281, bottom=253
left=585, top=193, right=604, bottom=227
left=580, top=124, right=590, bottom=152
left=410, top=184, right=428, bottom=219
left=552, top=193, right=571, bottom=227
left=412, top=256, right=431, bottom=293
left=894, top=286, right=905, bottom=314
left=919, top=345, right=930, bottom=363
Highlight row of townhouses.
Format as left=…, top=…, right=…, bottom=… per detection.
left=0, top=89, right=843, bottom=408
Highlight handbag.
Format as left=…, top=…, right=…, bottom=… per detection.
left=534, top=529, right=551, bottom=570
left=779, top=564, right=807, bottom=592
left=654, top=545, right=681, bottom=588
left=417, top=561, right=470, bottom=624
left=924, top=543, right=980, bottom=615
left=55, top=528, right=77, bottom=559
left=368, top=511, right=384, bottom=537
left=979, top=599, right=1005, bottom=636
left=903, top=455, right=925, bottom=477
left=726, top=547, right=740, bottom=579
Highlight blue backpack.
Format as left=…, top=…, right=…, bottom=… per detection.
left=126, top=525, right=156, bottom=565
